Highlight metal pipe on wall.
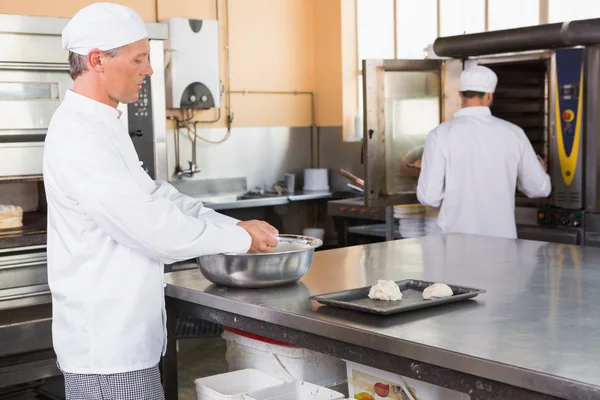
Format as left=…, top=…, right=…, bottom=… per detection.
left=225, top=0, right=234, bottom=130
left=229, top=90, right=319, bottom=168
left=433, top=18, right=600, bottom=58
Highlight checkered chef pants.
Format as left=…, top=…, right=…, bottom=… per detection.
left=58, top=363, right=165, bottom=400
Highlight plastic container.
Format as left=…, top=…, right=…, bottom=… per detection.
left=285, top=173, right=296, bottom=194
left=222, top=328, right=346, bottom=388
left=392, top=204, right=425, bottom=217
left=244, top=381, right=345, bottom=400
left=303, top=228, right=325, bottom=241
left=303, top=169, right=329, bottom=192
left=194, top=368, right=284, bottom=400
left=345, top=361, right=469, bottom=400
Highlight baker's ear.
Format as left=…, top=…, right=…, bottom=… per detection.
left=87, top=49, right=104, bottom=72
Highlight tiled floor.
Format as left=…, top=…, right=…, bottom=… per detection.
left=176, top=337, right=229, bottom=400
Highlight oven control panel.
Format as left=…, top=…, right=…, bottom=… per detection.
left=537, top=207, right=582, bottom=228
left=128, top=75, right=156, bottom=178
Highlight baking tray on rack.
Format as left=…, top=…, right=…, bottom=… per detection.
left=309, top=279, right=486, bottom=315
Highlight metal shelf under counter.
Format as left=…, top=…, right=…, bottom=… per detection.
left=347, top=223, right=403, bottom=239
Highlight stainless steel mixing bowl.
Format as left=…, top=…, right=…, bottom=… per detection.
left=196, top=234, right=323, bottom=288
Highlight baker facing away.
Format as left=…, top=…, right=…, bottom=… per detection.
left=43, top=3, right=278, bottom=399
left=416, top=65, right=551, bottom=239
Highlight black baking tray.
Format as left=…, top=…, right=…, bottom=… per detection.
left=309, top=279, right=486, bottom=315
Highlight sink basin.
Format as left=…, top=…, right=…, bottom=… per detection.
left=200, top=193, right=286, bottom=205
left=237, top=193, right=284, bottom=200
left=198, top=195, right=241, bottom=205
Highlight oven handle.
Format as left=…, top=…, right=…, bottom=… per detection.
left=0, top=260, right=47, bottom=270
left=0, top=62, right=69, bottom=72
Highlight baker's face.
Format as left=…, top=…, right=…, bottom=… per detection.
left=101, top=38, right=153, bottom=104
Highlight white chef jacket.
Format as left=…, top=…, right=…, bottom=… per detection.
left=43, top=90, right=252, bottom=374
left=417, top=106, right=551, bottom=239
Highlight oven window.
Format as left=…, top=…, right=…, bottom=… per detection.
left=0, top=82, right=59, bottom=100
left=384, top=70, right=441, bottom=195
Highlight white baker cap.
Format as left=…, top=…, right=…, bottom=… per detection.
left=62, top=2, right=148, bottom=55
left=460, top=66, right=498, bottom=93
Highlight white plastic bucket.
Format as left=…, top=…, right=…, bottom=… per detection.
left=194, top=368, right=284, bottom=400
left=244, top=381, right=345, bottom=400
left=222, top=329, right=347, bottom=388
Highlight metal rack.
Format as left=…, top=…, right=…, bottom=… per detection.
left=347, top=206, right=398, bottom=241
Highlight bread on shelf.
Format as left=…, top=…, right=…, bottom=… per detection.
left=0, top=205, right=24, bottom=230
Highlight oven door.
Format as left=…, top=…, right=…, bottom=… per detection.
left=0, top=63, right=72, bottom=179
left=362, top=59, right=462, bottom=207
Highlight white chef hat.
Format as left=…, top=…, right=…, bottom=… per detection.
left=62, top=2, right=148, bottom=55
left=460, top=66, right=498, bottom=93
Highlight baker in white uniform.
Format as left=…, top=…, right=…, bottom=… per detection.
left=416, top=65, right=551, bottom=239
left=43, top=3, right=278, bottom=399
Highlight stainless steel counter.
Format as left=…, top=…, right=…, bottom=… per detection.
left=205, top=191, right=332, bottom=210
left=287, top=191, right=333, bottom=201
left=165, top=234, right=600, bottom=399
left=205, top=196, right=288, bottom=210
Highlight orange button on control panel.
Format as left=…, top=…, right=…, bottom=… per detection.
left=562, top=109, right=574, bottom=122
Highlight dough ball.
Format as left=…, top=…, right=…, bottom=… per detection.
left=422, top=283, right=453, bottom=300
left=368, top=280, right=402, bottom=301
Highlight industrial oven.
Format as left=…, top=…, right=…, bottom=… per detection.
left=0, top=14, right=168, bottom=397
left=0, top=15, right=168, bottom=181
left=361, top=17, right=600, bottom=246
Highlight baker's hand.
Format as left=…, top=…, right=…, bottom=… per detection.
left=406, top=159, right=422, bottom=169
left=537, top=156, right=548, bottom=172
left=237, top=220, right=279, bottom=253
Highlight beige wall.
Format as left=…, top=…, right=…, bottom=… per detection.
left=341, top=0, right=358, bottom=139
left=1, top=0, right=357, bottom=132
left=158, top=0, right=318, bottom=127
left=313, top=0, right=343, bottom=127
left=227, top=0, right=315, bottom=127
left=0, top=0, right=157, bottom=21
